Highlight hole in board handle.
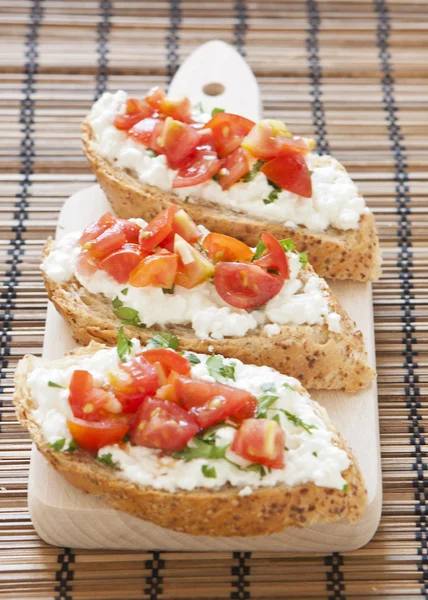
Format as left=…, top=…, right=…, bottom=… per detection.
left=203, top=82, right=225, bottom=97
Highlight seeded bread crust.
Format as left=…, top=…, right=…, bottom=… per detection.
left=42, top=238, right=374, bottom=392
left=14, top=345, right=367, bottom=536
left=82, top=120, right=381, bottom=282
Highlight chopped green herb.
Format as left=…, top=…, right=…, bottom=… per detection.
left=212, top=172, right=220, bottom=182
left=282, top=382, right=294, bottom=390
left=201, top=464, right=217, bottom=478
left=162, top=285, right=175, bottom=295
left=66, top=439, right=78, bottom=453
left=312, top=451, right=318, bottom=457
left=121, top=288, right=129, bottom=296
left=48, top=381, right=64, bottom=389
left=194, top=101, right=205, bottom=113
left=342, top=483, right=349, bottom=492
left=242, top=160, right=265, bottom=182
left=122, top=433, right=131, bottom=443
left=244, top=463, right=267, bottom=477
left=267, top=179, right=282, bottom=191
left=257, top=394, right=279, bottom=419
left=309, top=170, right=313, bottom=175
left=116, top=306, right=145, bottom=327
left=299, top=251, right=308, bottom=269
left=173, top=438, right=228, bottom=461
left=48, top=438, right=66, bottom=452
left=199, top=422, right=230, bottom=443
left=263, top=187, right=280, bottom=205
left=148, top=332, right=179, bottom=350
left=252, top=240, right=266, bottom=262
left=272, top=414, right=281, bottom=424
left=185, top=353, right=201, bottom=365
left=260, top=382, right=276, bottom=393
left=97, top=453, right=117, bottom=468
left=211, top=107, right=225, bottom=116
left=267, top=268, right=280, bottom=275
left=112, top=296, right=122, bottom=310
left=282, top=410, right=317, bottom=435
left=183, top=195, right=189, bottom=204
left=279, top=238, right=296, bottom=252
left=117, top=326, right=132, bottom=362
left=206, top=354, right=236, bottom=381
left=146, top=149, right=158, bottom=158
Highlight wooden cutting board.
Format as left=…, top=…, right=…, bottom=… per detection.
left=28, top=40, right=382, bottom=551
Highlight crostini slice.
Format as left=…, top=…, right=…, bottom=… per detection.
left=14, top=335, right=367, bottom=536
left=40, top=209, right=374, bottom=392
left=81, top=88, right=381, bottom=282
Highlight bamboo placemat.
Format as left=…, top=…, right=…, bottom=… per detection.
left=1, top=1, right=427, bottom=598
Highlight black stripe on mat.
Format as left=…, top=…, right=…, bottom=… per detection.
left=94, top=0, right=112, bottom=100
left=144, top=551, right=165, bottom=599
left=374, top=0, right=424, bottom=593
left=166, top=0, right=182, bottom=85
left=231, top=552, right=251, bottom=600
left=306, top=0, right=330, bottom=156
left=54, top=548, right=75, bottom=600
left=234, top=0, right=248, bottom=58
left=306, top=2, right=345, bottom=597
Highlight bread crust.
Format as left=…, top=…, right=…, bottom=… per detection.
left=14, top=346, right=367, bottom=536
left=42, top=238, right=374, bottom=392
left=82, top=120, right=382, bottom=282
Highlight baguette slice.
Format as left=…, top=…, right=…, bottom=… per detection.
left=14, top=342, right=367, bottom=536
left=82, top=120, right=381, bottom=282
left=42, top=238, right=374, bottom=392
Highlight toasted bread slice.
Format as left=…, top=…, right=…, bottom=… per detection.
left=42, top=238, right=374, bottom=392
left=82, top=120, right=381, bottom=282
left=14, top=343, right=367, bottom=536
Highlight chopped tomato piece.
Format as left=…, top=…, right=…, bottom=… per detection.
left=145, top=86, right=166, bottom=110
left=218, top=147, right=251, bottom=190
left=155, top=370, right=180, bottom=403
left=117, top=219, right=141, bottom=244
left=214, top=262, right=283, bottom=309
left=205, top=112, right=255, bottom=157
left=172, top=209, right=201, bottom=243
left=150, top=119, right=166, bottom=154
left=67, top=417, right=129, bottom=453
left=139, top=206, right=179, bottom=252
left=159, top=117, right=200, bottom=169
left=129, top=251, right=178, bottom=288
left=159, top=95, right=192, bottom=123
left=158, top=230, right=175, bottom=252
left=142, top=348, right=191, bottom=376
left=99, top=243, right=144, bottom=284
left=231, top=418, right=285, bottom=469
left=175, top=377, right=257, bottom=428
left=128, top=117, right=163, bottom=147
left=131, top=397, right=198, bottom=451
left=202, top=232, right=254, bottom=264
left=197, top=127, right=217, bottom=152
left=261, top=152, right=312, bottom=198
left=69, top=370, right=121, bottom=422
left=76, top=250, right=98, bottom=279
left=174, top=234, right=215, bottom=289
left=253, top=232, right=290, bottom=279
left=241, top=119, right=296, bottom=160
left=172, top=149, right=222, bottom=189
left=108, top=355, right=159, bottom=413
left=79, top=212, right=116, bottom=245
left=83, top=223, right=127, bottom=260
left=113, top=98, right=154, bottom=131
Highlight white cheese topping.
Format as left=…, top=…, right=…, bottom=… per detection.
left=41, top=231, right=342, bottom=339
left=88, top=90, right=370, bottom=232
left=28, top=341, right=350, bottom=492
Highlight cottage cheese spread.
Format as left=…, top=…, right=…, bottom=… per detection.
left=28, top=341, right=350, bottom=492
left=88, top=90, right=370, bottom=232
left=41, top=230, right=342, bottom=339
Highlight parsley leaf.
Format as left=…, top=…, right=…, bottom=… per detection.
left=117, top=325, right=132, bottom=362
left=212, top=172, right=220, bottom=182
left=342, top=483, right=349, bottom=492
left=211, top=107, right=225, bottom=116
left=252, top=240, right=266, bottom=261
left=257, top=394, right=279, bottom=418
left=263, top=188, right=280, bottom=205
left=112, top=296, right=122, bottom=309
left=112, top=297, right=146, bottom=328
left=299, top=251, right=308, bottom=269
left=199, top=422, right=232, bottom=443
left=146, top=149, right=158, bottom=158
left=283, top=382, right=294, bottom=390
left=185, top=353, right=201, bottom=365
left=272, top=414, right=281, bottom=424
left=206, top=355, right=236, bottom=381
left=49, top=438, right=66, bottom=452
left=202, top=464, right=217, bottom=478
left=242, top=159, right=265, bottom=182
left=267, top=179, right=282, bottom=191
left=48, top=381, right=64, bottom=389
left=312, top=451, right=318, bottom=457
left=282, top=410, right=317, bottom=435
left=121, top=288, right=129, bottom=296
left=162, top=285, right=175, bottom=295
left=148, top=332, right=179, bottom=350
left=97, top=453, right=117, bottom=468
left=244, top=463, right=267, bottom=477
left=279, top=238, right=296, bottom=252
left=173, top=438, right=228, bottom=461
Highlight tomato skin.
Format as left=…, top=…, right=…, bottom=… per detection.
left=261, top=152, right=312, bottom=198
left=141, top=348, right=191, bottom=376
left=129, top=251, right=178, bottom=288
left=99, top=243, right=144, bottom=284
left=139, top=206, right=179, bottom=252
left=159, top=96, right=192, bottom=123
left=172, top=149, right=222, bottom=189
left=218, top=147, right=251, bottom=190
left=253, top=232, right=290, bottom=280
left=128, top=117, right=163, bottom=147
left=76, top=250, right=98, bottom=279
left=67, top=417, right=129, bottom=453
left=172, top=209, right=201, bottom=244
left=159, top=117, right=200, bottom=169
left=205, top=113, right=255, bottom=157
left=108, top=355, right=160, bottom=402
left=241, top=119, right=294, bottom=160
left=197, top=127, right=217, bottom=152
left=84, top=223, right=127, bottom=260
left=214, top=262, right=283, bottom=309
left=231, top=419, right=285, bottom=469
left=117, top=219, right=141, bottom=244
left=174, top=377, right=257, bottom=428
left=114, top=98, right=154, bottom=131
left=69, top=370, right=120, bottom=422
left=202, top=232, right=254, bottom=264
left=174, top=234, right=215, bottom=289
left=79, top=212, right=116, bottom=245
left=145, top=86, right=166, bottom=110
left=131, top=397, right=199, bottom=451
left=158, top=230, right=175, bottom=252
